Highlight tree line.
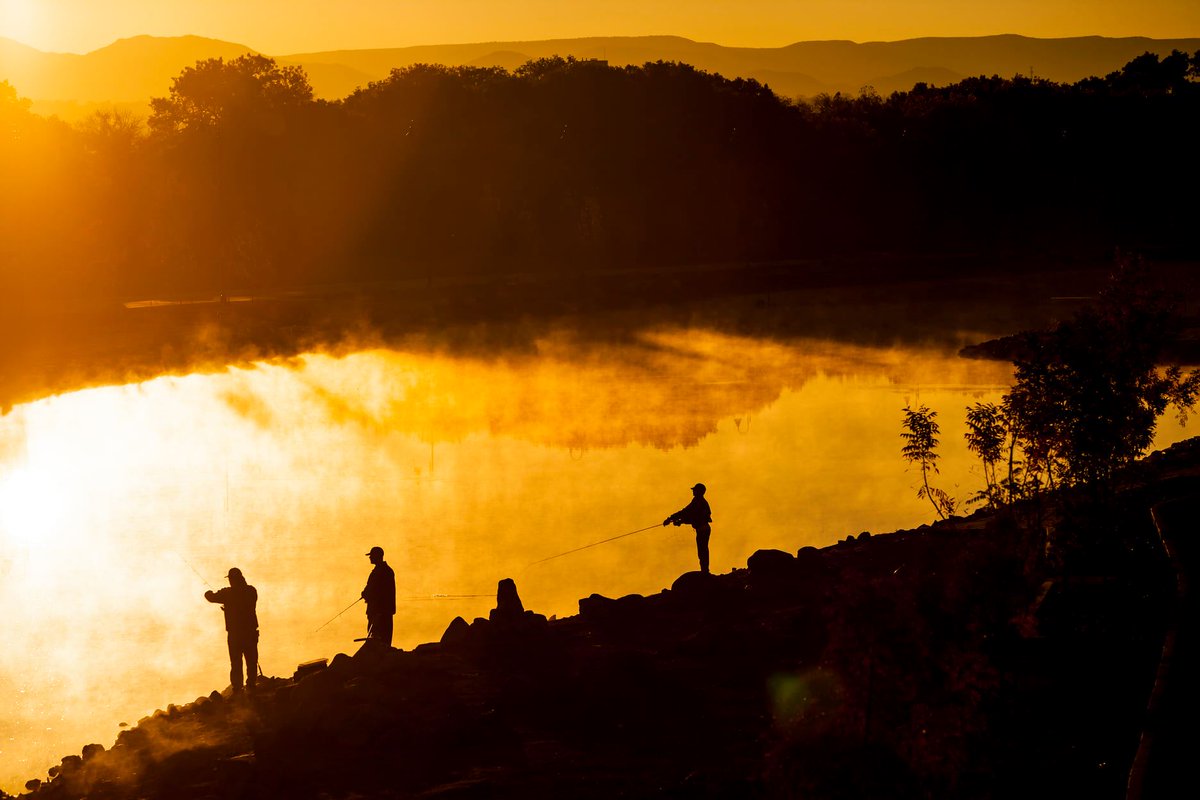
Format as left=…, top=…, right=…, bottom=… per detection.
left=902, top=260, right=1199, bottom=528
left=1, top=50, right=1198, bottom=303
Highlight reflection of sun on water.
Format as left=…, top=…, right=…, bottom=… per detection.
left=0, top=330, right=1192, bottom=792
left=0, top=387, right=160, bottom=555
left=0, top=464, right=66, bottom=549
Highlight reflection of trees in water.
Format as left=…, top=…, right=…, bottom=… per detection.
left=294, top=348, right=786, bottom=451
left=222, top=332, right=1006, bottom=452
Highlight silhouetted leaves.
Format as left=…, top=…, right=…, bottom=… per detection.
left=944, top=260, right=1200, bottom=508
left=902, top=404, right=957, bottom=519
left=148, top=54, right=313, bottom=134
left=1, top=50, right=1199, bottom=304
left=1005, top=260, right=1200, bottom=488
left=965, top=402, right=1011, bottom=507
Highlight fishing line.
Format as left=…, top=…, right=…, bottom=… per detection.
left=527, top=523, right=662, bottom=567
left=176, top=552, right=215, bottom=591
left=314, top=593, right=494, bottom=634
left=315, top=597, right=362, bottom=632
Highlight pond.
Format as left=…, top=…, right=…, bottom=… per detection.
left=0, top=325, right=1191, bottom=790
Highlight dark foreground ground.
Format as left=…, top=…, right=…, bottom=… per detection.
left=10, top=436, right=1200, bottom=800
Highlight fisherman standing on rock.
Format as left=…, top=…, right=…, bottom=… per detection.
left=664, top=483, right=713, bottom=574
left=362, top=546, right=396, bottom=647
left=204, top=567, right=259, bottom=694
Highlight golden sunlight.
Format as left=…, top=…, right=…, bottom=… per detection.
left=0, top=0, right=40, bottom=43
left=0, top=464, right=63, bottom=547
left=3, top=1, right=1198, bottom=54
left=0, top=333, right=1019, bottom=785
left=0, top=328, right=1195, bottom=792
left=1, top=1, right=1197, bottom=791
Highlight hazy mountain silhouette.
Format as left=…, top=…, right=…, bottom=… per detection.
left=3, top=33, right=1199, bottom=118
left=867, top=66, right=965, bottom=93
left=466, top=50, right=536, bottom=72
left=1, top=35, right=252, bottom=99
left=0, top=35, right=41, bottom=61
left=287, top=33, right=1200, bottom=96
left=738, top=68, right=828, bottom=97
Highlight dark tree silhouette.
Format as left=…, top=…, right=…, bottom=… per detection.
left=1004, top=261, right=1200, bottom=488
left=148, top=54, right=313, bottom=134
left=1, top=51, right=1199, bottom=306
left=901, top=404, right=957, bottom=519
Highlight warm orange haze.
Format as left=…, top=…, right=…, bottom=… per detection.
left=0, top=325, right=1196, bottom=791
left=2, top=0, right=1200, bottom=797
left=3, top=0, right=1200, bottom=54
left=0, top=333, right=1016, bottom=788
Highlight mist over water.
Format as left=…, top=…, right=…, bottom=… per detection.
left=0, top=326, right=1191, bottom=791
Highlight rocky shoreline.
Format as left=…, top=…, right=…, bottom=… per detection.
left=9, top=438, right=1200, bottom=799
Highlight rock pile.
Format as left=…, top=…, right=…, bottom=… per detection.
left=15, top=436, right=1200, bottom=799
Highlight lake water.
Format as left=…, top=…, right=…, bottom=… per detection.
left=0, top=326, right=1191, bottom=790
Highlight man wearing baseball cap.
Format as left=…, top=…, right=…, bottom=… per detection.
left=204, top=567, right=259, bottom=693
left=663, top=483, right=713, bottom=574
left=361, top=546, right=396, bottom=647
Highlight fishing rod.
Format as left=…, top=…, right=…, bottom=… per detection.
left=527, top=523, right=663, bottom=568
left=314, top=587, right=492, bottom=633
left=315, top=597, right=362, bottom=632
left=177, top=553, right=215, bottom=591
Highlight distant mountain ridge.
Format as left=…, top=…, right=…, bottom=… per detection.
left=2, top=33, right=1198, bottom=119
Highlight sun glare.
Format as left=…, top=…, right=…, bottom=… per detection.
left=0, top=0, right=40, bottom=44
left=0, top=463, right=66, bottom=548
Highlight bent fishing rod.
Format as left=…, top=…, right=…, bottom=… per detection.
left=527, top=523, right=663, bottom=568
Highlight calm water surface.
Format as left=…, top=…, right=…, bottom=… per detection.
left=0, top=327, right=1191, bottom=790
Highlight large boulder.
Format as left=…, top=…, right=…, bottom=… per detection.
left=796, top=546, right=824, bottom=569
left=670, top=570, right=721, bottom=597
left=579, top=593, right=617, bottom=621
left=441, top=615, right=471, bottom=646
left=747, top=548, right=796, bottom=580
left=490, top=578, right=525, bottom=624
left=328, top=652, right=354, bottom=673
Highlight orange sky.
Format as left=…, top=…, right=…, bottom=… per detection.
left=2, top=0, right=1198, bottom=54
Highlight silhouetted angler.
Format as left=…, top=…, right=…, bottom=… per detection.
left=204, top=567, right=259, bottom=693
left=664, top=483, right=713, bottom=573
left=362, top=546, right=396, bottom=647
